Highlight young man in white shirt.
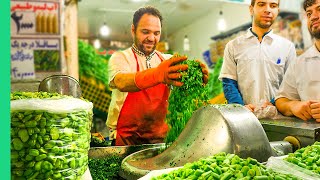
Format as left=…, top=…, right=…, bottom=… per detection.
left=219, top=0, right=296, bottom=113
left=275, top=0, right=320, bottom=122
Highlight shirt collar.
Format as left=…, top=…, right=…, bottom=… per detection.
left=245, top=27, right=274, bottom=40
left=305, top=44, right=320, bottom=59
left=131, top=44, right=156, bottom=58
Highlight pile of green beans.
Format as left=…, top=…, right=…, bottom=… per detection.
left=152, top=152, right=300, bottom=180
left=285, top=141, right=320, bottom=174
left=11, top=92, right=93, bottom=180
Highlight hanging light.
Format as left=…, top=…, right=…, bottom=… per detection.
left=100, top=22, right=110, bottom=37
left=94, top=39, right=101, bottom=49
left=183, top=35, right=190, bottom=52
left=164, top=41, right=169, bottom=51
left=217, top=10, right=227, bottom=32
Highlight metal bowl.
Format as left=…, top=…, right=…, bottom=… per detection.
left=38, top=75, right=81, bottom=98
left=119, top=104, right=274, bottom=179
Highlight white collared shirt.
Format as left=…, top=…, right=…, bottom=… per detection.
left=276, top=45, right=320, bottom=101
left=219, top=28, right=296, bottom=105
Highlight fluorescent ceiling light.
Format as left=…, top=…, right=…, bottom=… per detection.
left=217, top=11, right=227, bottom=32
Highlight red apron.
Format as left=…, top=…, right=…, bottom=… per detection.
left=115, top=49, right=169, bottom=146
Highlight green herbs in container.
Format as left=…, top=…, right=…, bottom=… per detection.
left=11, top=92, right=93, bottom=180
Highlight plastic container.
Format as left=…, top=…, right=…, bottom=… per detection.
left=11, top=92, right=93, bottom=180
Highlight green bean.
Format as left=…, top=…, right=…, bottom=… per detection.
left=11, top=92, right=93, bottom=180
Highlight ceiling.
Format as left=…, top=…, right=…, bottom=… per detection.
left=77, top=0, right=250, bottom=42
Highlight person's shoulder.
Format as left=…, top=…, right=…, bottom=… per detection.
left=272, top=34, right=295, bottom=46
left=156, top=50, right=173, bottom=60
left=297, top=45, right=317, bottom=61
left=227, top=34, right=248, bottom=46
left=111, top=48, right=132, bottom=58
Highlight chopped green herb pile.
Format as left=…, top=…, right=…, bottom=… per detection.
left=165, top=59, right=209, bottom=144
left=152, top=152, right=300, bottom=180
left=88, top=156, right=124, bottom=180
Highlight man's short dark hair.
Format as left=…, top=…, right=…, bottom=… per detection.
left=251, top=0, right=280, bottom=6
left=251, top=0, right=256, bottom=6
left=303, top=0, right=316, bottom=11
left=133, top=6, right=163, bottom=32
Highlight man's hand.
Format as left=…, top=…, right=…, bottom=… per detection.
left=135, top=56, right=188, bottom=89
left=196, top=60, right=209, bottom=84
left=310, top=101, right=320, bottom=122
left=245, top=104, right=256, bottom=112
left=290, top=101, right=312, bottom=121
left=261, top=101, right=274, bottom=108
left=156, top=56, right=188, bottom=86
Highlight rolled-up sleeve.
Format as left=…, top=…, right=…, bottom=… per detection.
left=108, top=51, right=131, bottom=88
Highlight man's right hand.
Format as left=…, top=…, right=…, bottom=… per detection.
left=245, top=104, right=256, bottom=112
left=135, top=56, right=188, bottom=89
left=155, top=55, right=188, bottom=86
left=290, top=101, right=313, bottom=121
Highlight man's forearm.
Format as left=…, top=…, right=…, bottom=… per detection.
left=275, top=97, right=298, bottom=116
left=222, top=78, right=244, bottom=105
left=113, top=73, right=140, bottom=92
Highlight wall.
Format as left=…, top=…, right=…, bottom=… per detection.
left=168, top=3, right=251, bottom=60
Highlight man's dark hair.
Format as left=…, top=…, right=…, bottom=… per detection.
left=132, top=6, right=163, bottom=32
left=251, top=0, right=280, bottom=6
left=251, top=0, right=256, bottom=6
left=303, top=0, right=316, bottom=11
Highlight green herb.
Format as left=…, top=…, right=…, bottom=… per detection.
left=78, top=40, right=109, bottom=86
left=34, top=50, right=60, bottom=71
left=90, top=136, right=111, bottom=147
left=88, top=156, right=124, bottom=180
left=208, top=57, right=223, bottom=99
left=165, top=59, right=209, bottom=144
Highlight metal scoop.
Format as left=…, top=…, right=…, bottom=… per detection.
left=38, top=75, right=82, bottom=98
left=119, top=104, right=274, bottom=179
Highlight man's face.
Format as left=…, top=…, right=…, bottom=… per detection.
left=131, top=14, right=161, bottom=56
left=250, top=0, right=279, bottom=29
left=306, top=0, right=320, bottom=39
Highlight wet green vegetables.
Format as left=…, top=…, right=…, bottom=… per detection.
left=165, top=59, right=209, bottom=144
left=152, top=152, right=300, bottom=180
left=285, top=141, right=320, bottom=174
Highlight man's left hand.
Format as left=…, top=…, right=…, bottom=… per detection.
left=196, top=60, right=209, bottom=84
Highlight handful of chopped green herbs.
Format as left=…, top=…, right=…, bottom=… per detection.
left=88, top=156, right=124, bottom=180
left=165, top=59, right=209, bottom=144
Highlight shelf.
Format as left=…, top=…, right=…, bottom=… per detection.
left=211, top=11, right=299, bottom=41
